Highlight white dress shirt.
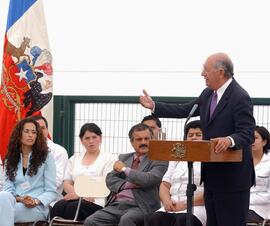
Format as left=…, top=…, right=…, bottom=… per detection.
left=48, top=139, right=68, bottom=204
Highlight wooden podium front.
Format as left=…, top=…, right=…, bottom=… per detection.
left=148, top=140, right=242, bottom=162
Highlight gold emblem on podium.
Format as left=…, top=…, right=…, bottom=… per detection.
left=171, top=143, right=186, bottom=159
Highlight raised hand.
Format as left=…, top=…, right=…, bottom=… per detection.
left=139, top=89, right=155, bottom=111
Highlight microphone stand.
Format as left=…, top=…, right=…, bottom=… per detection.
left=183, top=104, right=198, bottom=226
left=186, top=161, right=197, bottom=226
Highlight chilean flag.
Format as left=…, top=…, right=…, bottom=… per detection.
left=0, top=0, right=53, bottom=161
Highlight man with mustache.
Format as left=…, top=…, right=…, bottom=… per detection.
left=84, top=123, right=168, bottom=226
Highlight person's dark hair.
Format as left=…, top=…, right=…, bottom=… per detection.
left=128, top=123, right=153, bottom=141
left=31, top=115, right=48, bottom=128
left=79, top=123, right=102, bottom=139
left=5, top=117, right=48, bottom=181
left=255, top=126, right=270, bottom=154
left=184, top=120, right=202, bottom=140
left=215, top=58, right=234, bottom=78
left=141, top=115, right=162, bottom=128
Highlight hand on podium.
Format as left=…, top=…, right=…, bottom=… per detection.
left=211, top=137, right=232, bottom=153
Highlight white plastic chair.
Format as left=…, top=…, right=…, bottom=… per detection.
left=262, top=214, right=270, bottom=226
left=247, top=216, right=270, bottom=226
left=49, top=175, right=110, bottom=226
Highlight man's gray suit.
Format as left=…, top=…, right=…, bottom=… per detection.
left=84, top=153, right=168, bottom=226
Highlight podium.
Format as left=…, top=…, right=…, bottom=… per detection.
left=148, top=140, right=242, bottom=226
left=148, top=140, right=242, bottom=162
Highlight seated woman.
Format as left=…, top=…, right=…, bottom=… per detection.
left=50, top=123, right=116, bottom=221
left=149, top=120, right=206, bottom=226
left=0, top=117, right=57, bottom=226
left=247, top=125, right=270, bottom=222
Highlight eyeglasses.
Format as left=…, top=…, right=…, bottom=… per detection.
left=202, top=67, right=221, bottom=74
left=23, top=129, right=37, bottom=135
left=202, top=67, right=210, bottom=73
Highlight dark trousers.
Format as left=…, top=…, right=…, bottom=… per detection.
left=204, top=189, right=250, bottom=226
left=50, top=199, right=102, bottom=221
left=149, top=212, right=202, bottom=226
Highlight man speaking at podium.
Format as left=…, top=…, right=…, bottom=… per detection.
left=139, top=52, right=255, bottom=226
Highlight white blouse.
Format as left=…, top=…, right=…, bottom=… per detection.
left=158, top=161, right=206, bottom=226
left=249, top=153, right=270, bottom=219
left=64, top=151, right=116, bottom=207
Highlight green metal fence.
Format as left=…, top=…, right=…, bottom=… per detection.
left=53, top=96, right=270, bottom=156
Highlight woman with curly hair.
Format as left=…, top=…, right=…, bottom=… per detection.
left=0, top=117, right=57, bottom=226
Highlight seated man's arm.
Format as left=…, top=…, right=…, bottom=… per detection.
left=127, top=160, right=168, bottom=188
left=106, top=169, right=127, bottom=193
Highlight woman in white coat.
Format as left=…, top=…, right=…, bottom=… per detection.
left=247, top=125, right=270, bottom=222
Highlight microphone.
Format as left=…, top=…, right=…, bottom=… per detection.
left=183, top=103, right=199, bottom=140
left=188, top=104, right=198, bottom=118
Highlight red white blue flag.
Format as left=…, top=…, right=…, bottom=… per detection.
left=0, top=0, right=53, bottom=160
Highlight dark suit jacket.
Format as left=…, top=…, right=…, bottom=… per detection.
left=154, top=79, right=255, bottom=192
left=106, top=153, right=168, bottom=214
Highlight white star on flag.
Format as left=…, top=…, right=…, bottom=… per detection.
left=15, top=68, right=27, bottom=81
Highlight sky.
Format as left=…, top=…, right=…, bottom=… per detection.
left=0, top=0, right=270, bottom=97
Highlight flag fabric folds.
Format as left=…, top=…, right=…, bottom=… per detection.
left=0, top=0, right=53, bottom=161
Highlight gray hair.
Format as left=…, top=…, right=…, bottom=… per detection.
left=214, top=58, right=234, bottom=78
left=128, top=123, right=153, bottom=141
